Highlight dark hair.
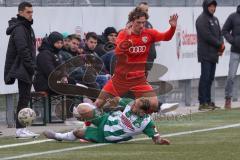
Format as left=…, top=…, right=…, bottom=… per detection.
left=68, top=34, right=81, bottom=42
left=138, top=2, right=148, bottom=6
left=128, top=7, right=149, bottom=22
left=139, top=98, right=151, bottom=112
left=18, top=2, right=32, bottom=12
left=86, top=32, right=98, bottom=40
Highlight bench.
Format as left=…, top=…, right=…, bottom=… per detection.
left=30, top=91, right=65, bottom=125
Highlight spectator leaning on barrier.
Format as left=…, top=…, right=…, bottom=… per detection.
left=223, top=5, right=240, bottom=109
left=196, top=0, right=225, bottom=111
left=4, top=2, right=38, bottom=138
left=33, top=31, right=65, bottom=94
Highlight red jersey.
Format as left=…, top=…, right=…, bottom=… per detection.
left=113, top=27, right=176, bottom=82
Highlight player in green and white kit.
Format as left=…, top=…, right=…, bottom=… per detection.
left=44, top=97, right=170, bottom=145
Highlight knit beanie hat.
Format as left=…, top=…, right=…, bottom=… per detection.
left=103, top=27, right=117, bottom=37
left=48, top=31, right=63, bottom=46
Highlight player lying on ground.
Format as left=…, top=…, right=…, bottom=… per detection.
left=44, top=97, right=170, bottom=144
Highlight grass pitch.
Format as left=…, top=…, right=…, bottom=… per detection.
left=0, top=108, right=240, bottom=160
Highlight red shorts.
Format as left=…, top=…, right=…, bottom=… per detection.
left=102, top=78, right=153, bottom=98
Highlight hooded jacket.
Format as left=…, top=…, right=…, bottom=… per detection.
left=33, top=35, right=62, bottom=92
left=4, top=15, right=36, bottom=84
left=95, top=34, right=113, bottom=57
left=196, top=0, right=223, bottom=63
left=222, top=5, right=240, bottom=54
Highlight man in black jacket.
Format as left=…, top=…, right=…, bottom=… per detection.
left=34, top=32, right=64, bottom=94
left=4, top=2, right=38, bottom=138
left=82, top=32, right=109, bottom=90
left=95, top=27, right=118, bottom=57
left=196, top=0, right=225, bottom=110
left=223, top=5, right=240, bottom=109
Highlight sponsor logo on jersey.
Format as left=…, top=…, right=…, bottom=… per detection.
left=129, top=45, right=146, bottom=54
left=121, top=114, right=135, bottom=131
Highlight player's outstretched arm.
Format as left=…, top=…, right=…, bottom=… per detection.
left=150, top=14, right=178, bottom=42
left=169, top=14, right=178, bottom=28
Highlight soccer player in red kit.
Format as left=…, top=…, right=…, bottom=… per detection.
left=94, top=8, right=178, bottom=113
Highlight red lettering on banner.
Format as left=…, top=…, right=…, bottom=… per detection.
left=181, top=30, right=197, bottom=46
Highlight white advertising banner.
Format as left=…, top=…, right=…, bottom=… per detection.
left=0, top=7, right=237, bottom=94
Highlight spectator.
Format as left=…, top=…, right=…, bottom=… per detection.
left=62, top=32, right=70, bottom=49
left=59, top=34, right=81, bottom=63
left=196, top=0, right=225, bottom=110
left=99, top=27, right=118, bottom=75
left=82, top=32, right=110, bottom=89
left=95, top=27, right=118, bottom=57
left=137, top=2, right=157, bottom=74
left=223, top=5, right=240, bottom=109
left=33, top=32, right=65, bottom=94
left=101, top=50, right=116, bottom=75
left=4, top=2, right=38, bottom=138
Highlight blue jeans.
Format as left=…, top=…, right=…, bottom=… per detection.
left=198, top=61, right=216, bottom=105
left=225, top=52, right=240, bottom=98
left=96, top=75, right=110, bottom=89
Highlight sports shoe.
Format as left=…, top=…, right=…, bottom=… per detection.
left=159, top=103, right=179, bottom=114
left=224, top=98, right=231, bottom=109
left=43, top=130, right=62, bottom=141
left=198, top=103, right=214, bottom=111
left=16, top=128, right=39, bottom=139
left=209, top=102, right=221, bottom=110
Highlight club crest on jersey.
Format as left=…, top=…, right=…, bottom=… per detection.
left=142, top=36, right=148, bottom=43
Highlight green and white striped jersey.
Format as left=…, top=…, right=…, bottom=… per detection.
left=103, top=98, right=158, bottom=142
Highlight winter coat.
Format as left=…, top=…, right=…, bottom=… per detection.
left=33, top=38, right=61, bottom=92
left=4, top=15, right=36, bottom=84
left=196, top=0, right=223, bottom=63
left=222, top=5, right=240, bottom=54
left=95, top=35, right=109, bottom=57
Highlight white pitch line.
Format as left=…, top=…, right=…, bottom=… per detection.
left=1, top=123, right=240, bottom=160
left=0, top=139, right=53, bottom=149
